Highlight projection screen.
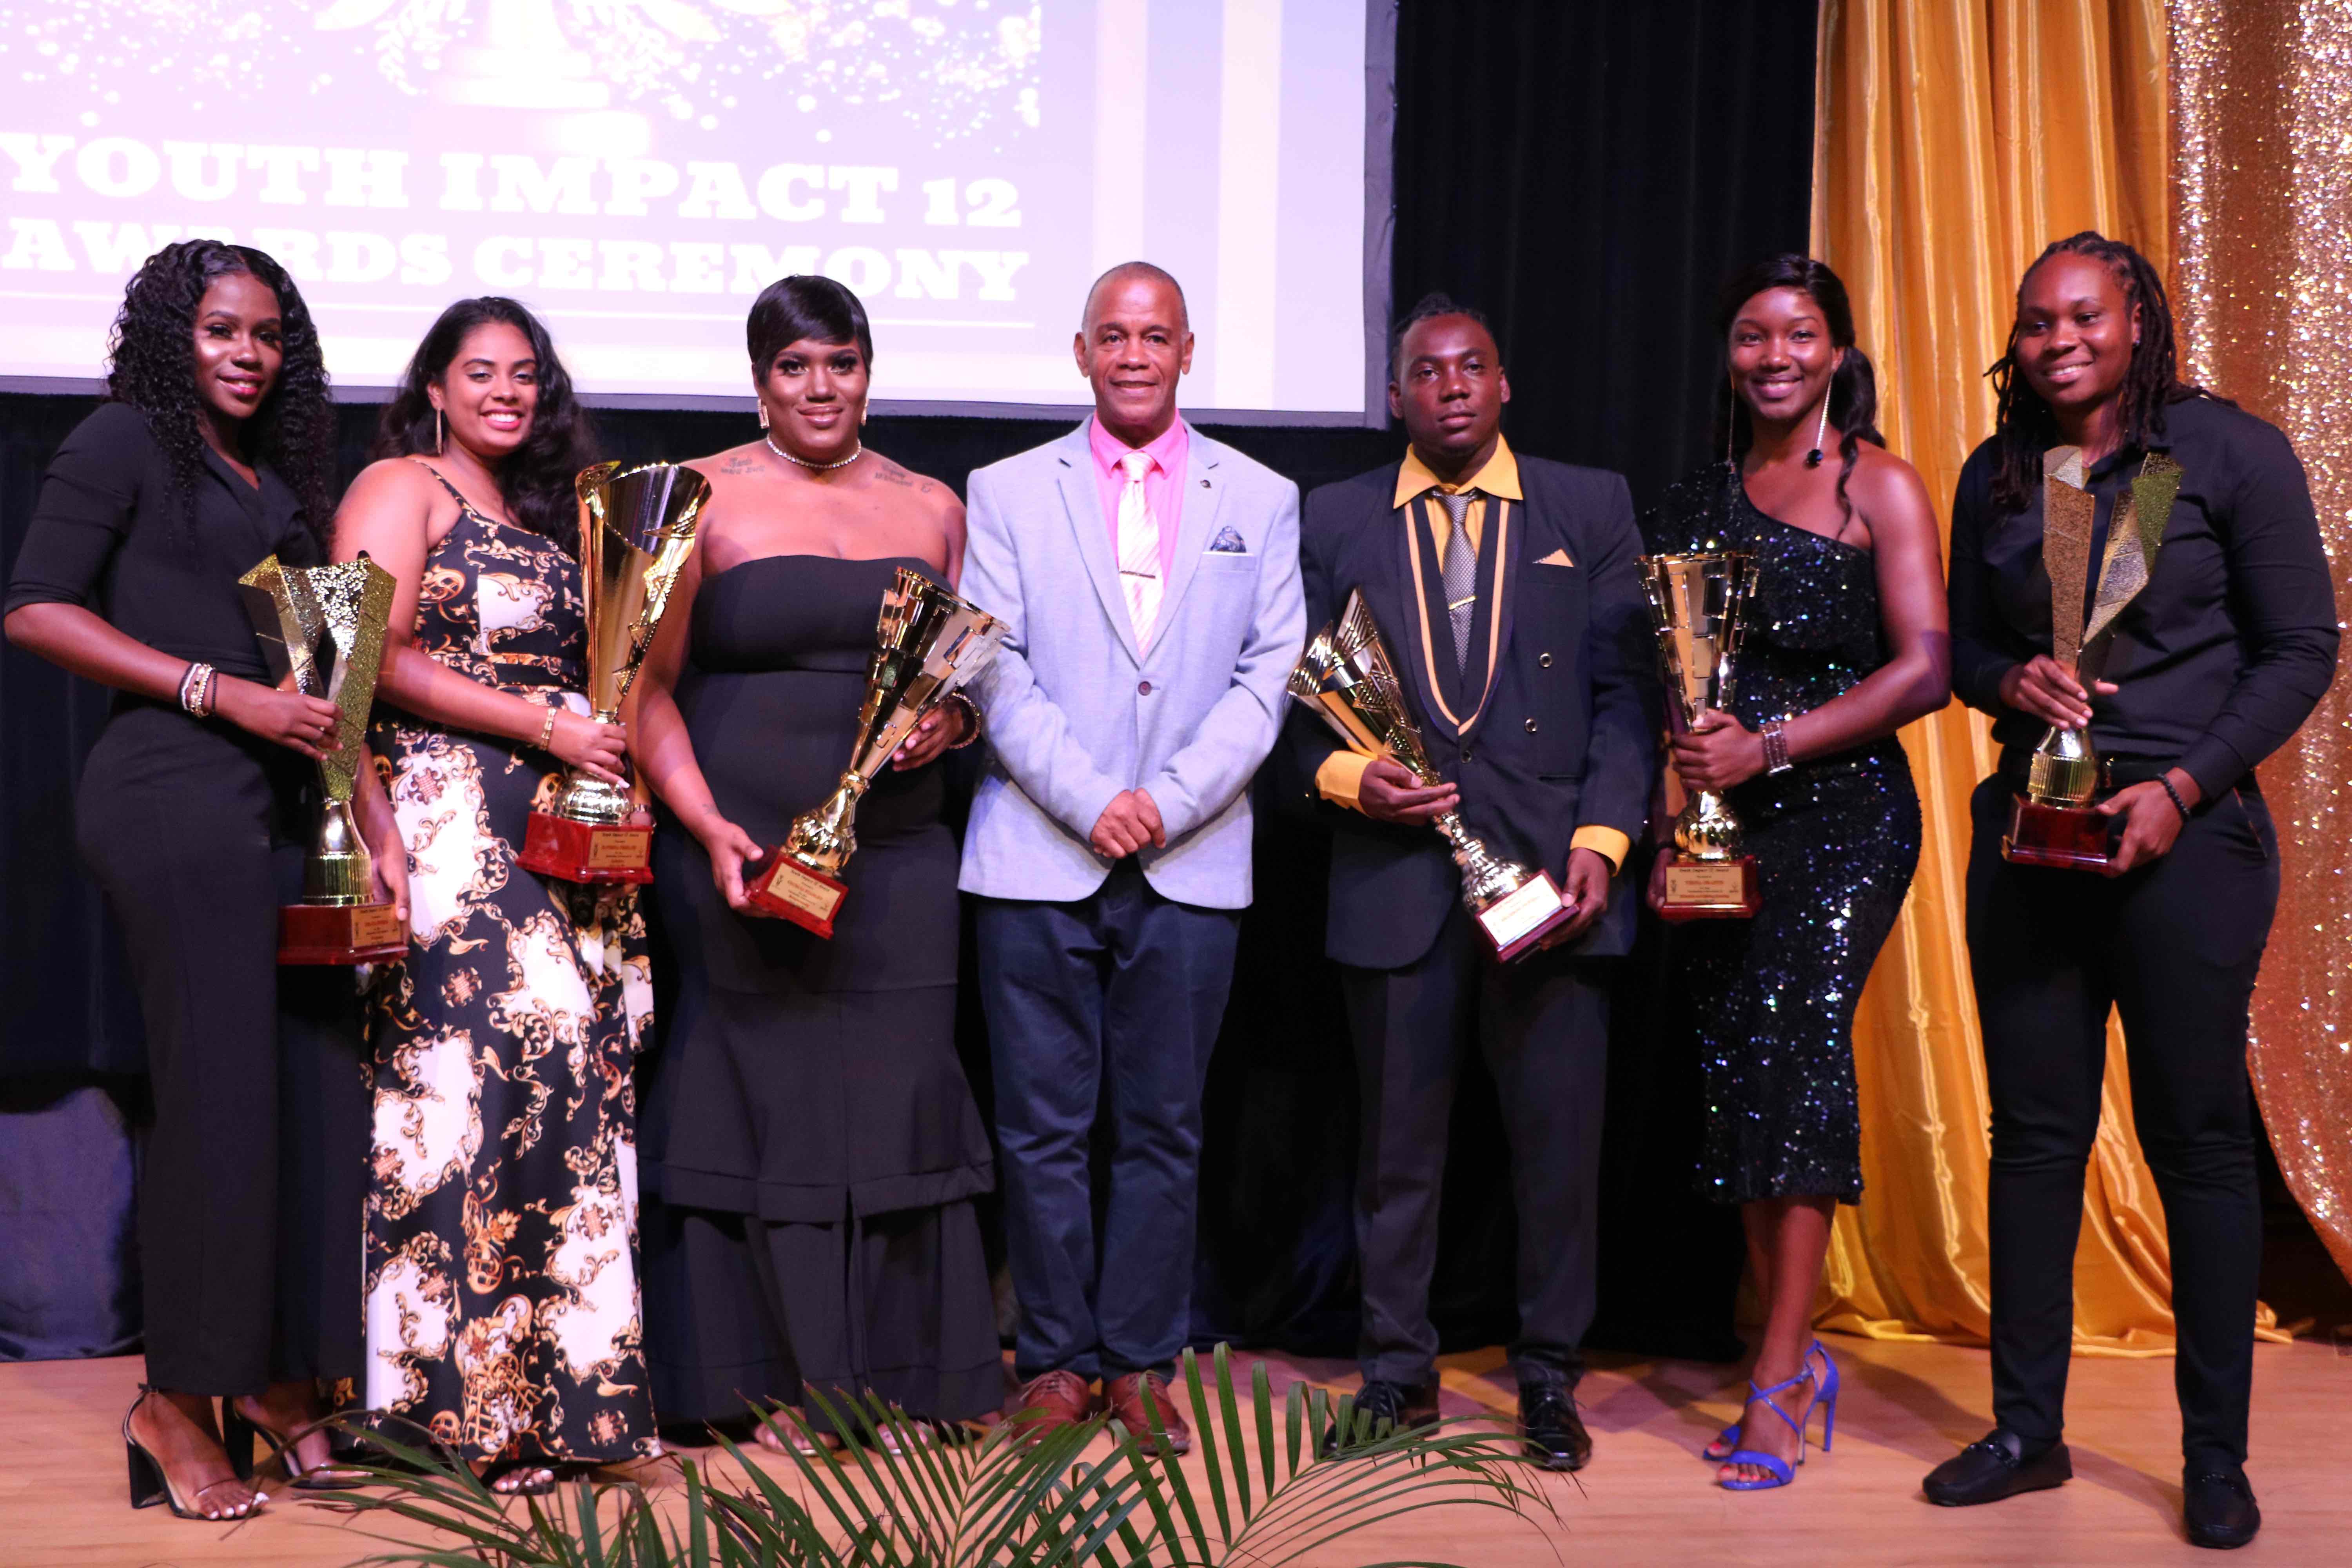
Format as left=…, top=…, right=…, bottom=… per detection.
left=0, top=0, right=1387, bottom=419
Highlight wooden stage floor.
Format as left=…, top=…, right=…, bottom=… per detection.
left=4, top=1334, right=2346, bottom=1565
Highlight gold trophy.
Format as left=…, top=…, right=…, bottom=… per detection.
left=240, top=552, right=408, bottom=965
left=1639, top=551, right=1762, bottom=919
left=747, top=568, right=1008, bottom=935
left=2002, top=446, right=2181, bottom=868
left=1290, top=590, right=1581, bottom=961
left=518, top=460, right=709, bottom=884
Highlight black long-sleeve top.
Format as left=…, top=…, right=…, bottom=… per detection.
left=5, top=401, right=318, bottom=684
left=1947, top=393, right=2338, bottom=800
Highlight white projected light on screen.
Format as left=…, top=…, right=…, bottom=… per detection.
left=0, top=0, right=1372, bottom=415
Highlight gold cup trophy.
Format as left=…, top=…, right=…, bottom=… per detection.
left=1289, top=590, right=1582, bottom=962
left=746, top=568, right=1009, bottom=936
left=2001, top=445, right=2181, bottom=868
left=518, top=460, right=709, bottom=884
left=239, top=551, right=408, bottom=965
left=1638, top=551, right=1763, bottom=919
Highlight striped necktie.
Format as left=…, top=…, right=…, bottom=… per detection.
left=1437, top=489, right=1477, bottom=666
left=1116, top=450, right=1162, bottom=644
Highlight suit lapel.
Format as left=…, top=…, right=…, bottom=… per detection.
left=1052, top=428, right=1141, bottom=664
left=1146, top=426, right=1221, bottom=652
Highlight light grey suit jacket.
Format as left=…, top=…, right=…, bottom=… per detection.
left=957, top=421, right=1305, bottom=909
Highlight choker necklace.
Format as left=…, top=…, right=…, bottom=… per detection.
left=766, top=433, right=863, bottom=472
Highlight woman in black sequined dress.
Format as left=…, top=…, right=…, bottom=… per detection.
left=1642, top=258, right=1949, bottom=1489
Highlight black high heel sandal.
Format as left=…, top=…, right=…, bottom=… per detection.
left=123, top=1386, right=266, bottom=1521
left=222, top=1401, right=373, bottom=1492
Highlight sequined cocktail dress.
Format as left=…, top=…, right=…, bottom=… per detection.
left=1644, top=465, right=1922, bottom=1205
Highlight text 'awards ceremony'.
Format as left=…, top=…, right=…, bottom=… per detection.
left=3, top=2, right=2350, bottom=1564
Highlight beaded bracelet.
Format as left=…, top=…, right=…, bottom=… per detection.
left=179, top=661, right=216, bottom=718
left=1759, top=718, right=1793, bottom=775
left=944, top=691, right=984, bottom=751
left=2156, top=774, right=2193, bottom=823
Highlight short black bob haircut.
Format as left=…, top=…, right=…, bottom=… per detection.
left=1388, top=292, right=1497, bottom=381
left=747, top=274, right=873, bottom=374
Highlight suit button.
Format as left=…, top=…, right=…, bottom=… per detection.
left=1138, top=680, right=1152, bottom=695
left=1525, top=718, right=1539, bottom=733
left=1461, top=748, right=1474, bottom=764
left=1539, top=652, right=1553, bottom=668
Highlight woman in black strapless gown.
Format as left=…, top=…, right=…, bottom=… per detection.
left=1643, top=258, right=1949, bottom=1491
left=630, top=276, right=997, bottom=1436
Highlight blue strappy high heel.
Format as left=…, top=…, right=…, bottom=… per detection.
left=1704, top=1338, right=1840, bottom=1463
left=1719, top=1341, right=1840, bottom=1491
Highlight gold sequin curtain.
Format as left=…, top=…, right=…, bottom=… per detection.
left=1808, top=0, right=2287, bottom=1350
left=2173, top=0, right=2352, bottom=1290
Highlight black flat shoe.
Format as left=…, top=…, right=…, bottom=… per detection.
left=1322, top=1379, right=1439, bottom=1456
left=1922, top=1429, right=2071, bottom=1506
left=2183, top=1468, right=2260, bottom=1550
left=1519, top=1384, right=1591, bottom=1472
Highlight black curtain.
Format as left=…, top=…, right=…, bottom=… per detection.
left=1, top=0, right=1815, bottom=1366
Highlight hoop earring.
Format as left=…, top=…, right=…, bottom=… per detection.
left=757, top=403, right=769, bottom=431
left=434, top=408, right=444, bottom=456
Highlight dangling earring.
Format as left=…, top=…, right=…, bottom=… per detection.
left=1724, top=379, right=1737, bottom=471
left=434, top=407, right=444, bottom=456
left=1804, top=390, right=1831, bottom=468
left=757, top=403, right=769, bottom=431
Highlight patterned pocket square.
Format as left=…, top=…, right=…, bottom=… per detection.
left=1207, top=525, right=1250, bottom=554
left=1535, top=547, right=1576, bottom=568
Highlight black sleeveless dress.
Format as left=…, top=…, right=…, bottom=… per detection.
left=362, top=474, right=657, bottom=1466
left=1644, top=465, right=1923, bottom=1205
left=639, top=554, right=998, bottom=1425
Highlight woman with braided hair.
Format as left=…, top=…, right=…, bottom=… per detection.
left=3, top=241, right=406, bottom=1518
left=1924, top=232, right=2337, bottom=1550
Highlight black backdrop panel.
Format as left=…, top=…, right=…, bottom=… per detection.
left=2, top=0, right=1815, bottom=1365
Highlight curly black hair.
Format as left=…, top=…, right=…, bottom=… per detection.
left=1715, top=256, right=1886, bottom=535
left=104, top=240, right=337, bottom=537
left=1985, top=231, right=2194, bottom=513
left=372, top=297, right=596, bottom=557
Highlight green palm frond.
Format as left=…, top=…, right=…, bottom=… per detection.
left=325, top=1344, right=1556, bottom=1567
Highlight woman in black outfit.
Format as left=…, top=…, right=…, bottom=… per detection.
left=2, top=242, right=406, bottom=1520
left=1923, top=232, right=2337, bottom=1551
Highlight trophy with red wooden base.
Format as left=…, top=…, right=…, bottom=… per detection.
left=1638, top=550, right=1763, bottom=920
left=239, top=552, right=409, bottom=965
left=2002, top=445, right=2181, bottom=869
left=746, top=568, right=1008, bottom=935
left=1289, top=590, right=1582, bottom=962
left=519, top=460, right=709, bottom=884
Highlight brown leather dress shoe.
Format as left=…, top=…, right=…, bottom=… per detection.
left=1105, top=1371, right=1191, bottom=1456
left=1006, top=1370, right=1098, bottom=1441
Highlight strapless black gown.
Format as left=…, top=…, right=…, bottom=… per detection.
left=639, top=554, right=998, bottom=1424
left=1644, top=465, right=1923, bottom=1205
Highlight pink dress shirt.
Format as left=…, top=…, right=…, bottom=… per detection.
left=1088, top=414, right=1188, bottom=581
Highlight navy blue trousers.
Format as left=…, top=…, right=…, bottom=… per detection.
left=975, top=863, right=1241, bottom=1381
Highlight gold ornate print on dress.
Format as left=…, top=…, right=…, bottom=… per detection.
left=362, top=500, right=658, bottom=1465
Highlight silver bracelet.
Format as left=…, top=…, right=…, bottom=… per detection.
left=1760, top=718, right=1793, bottom=775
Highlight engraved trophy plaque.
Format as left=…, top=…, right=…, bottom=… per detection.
left=2002, top=446, right=2181, bottom=868
left=240, top=552, right=408, bottom=964
left=1290, top=590, right=1581, bottom=962
left=1638, top=551, right=1763, bottom=919
left=746, top=569, right=1007, bottom=935
left=518, top=460, right=708, bottom=884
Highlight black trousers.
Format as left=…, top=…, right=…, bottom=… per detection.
left=1965, top=774, right=2277, bottom=1470
left=76, top=713, right=366, bottom=1395
left=1341, top=901, right=1610, bottom=1390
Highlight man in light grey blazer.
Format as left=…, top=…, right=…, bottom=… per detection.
left=960, top=262, right=1303, bottom=1449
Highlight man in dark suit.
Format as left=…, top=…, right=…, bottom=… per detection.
left=1290, top=294, right=1656, bottom=1470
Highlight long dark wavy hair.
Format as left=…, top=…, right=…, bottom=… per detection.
left=1985, top=230, right=2196, bottom=514
left=104, top=240, right=336, bottom=536
left=371, top=297, right=595, bottom=556
left=1717, top=255, right=1885, bottom=534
